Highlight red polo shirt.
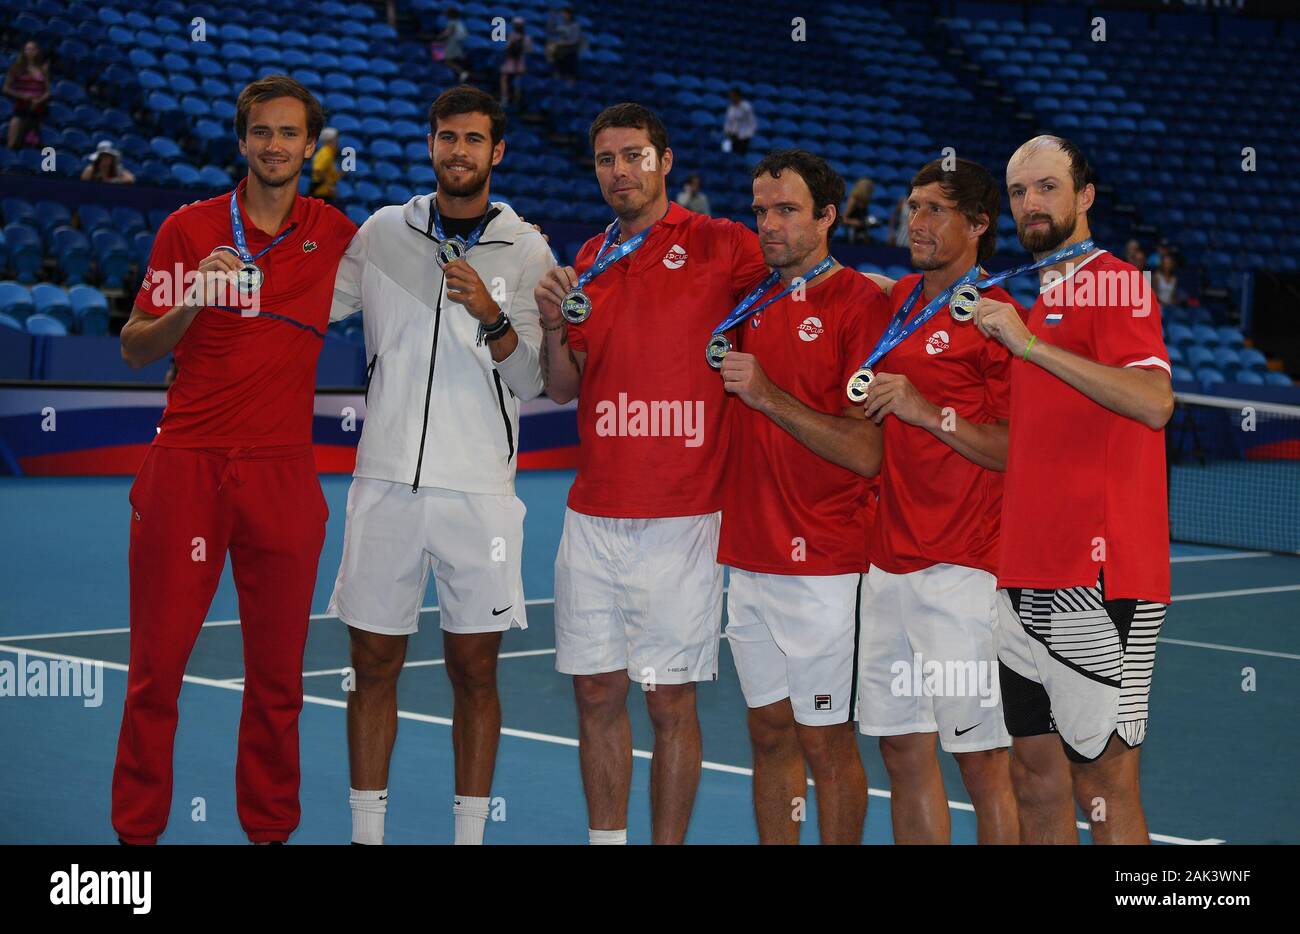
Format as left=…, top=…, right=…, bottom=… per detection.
left=867, top=274, right=1025, bottom=576
left=134, top=178, right=356, bottom=448
left=718, top=268, right=888, bottom=575
left=998, top=250, right=1172, bottom=602
left=565, top=202, right=768, bottom=518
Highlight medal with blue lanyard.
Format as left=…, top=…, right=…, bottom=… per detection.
left=432, top=197, right=492, bottom=268
left=846, top=268, right=979, bottom=402
left=847, top=237, right=1097, bottom=402
left=216, top=191, right=298, bottom=295
left=947, top=237, right=1096, bottom=322
left=561, top=208, right=668, bottom=324
left=705, top=255, right=836, bottom=368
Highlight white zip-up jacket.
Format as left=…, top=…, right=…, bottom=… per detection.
left=330, top=194, right=554, bottom=494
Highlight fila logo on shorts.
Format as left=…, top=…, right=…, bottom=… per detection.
left=662, top=244, right=687, bottom=269
left=925, top=330, right=951, bottom=355
left=797, top=316, right=824, bottom=342
left=814, top=694, right=832, bottom=710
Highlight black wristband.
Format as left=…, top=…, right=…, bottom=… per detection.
left=479, top=312, right=511, bottom=343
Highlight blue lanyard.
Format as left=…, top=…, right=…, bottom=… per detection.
left=576, top=206, right=668, bottom=289
left=228, top=191, right=297, bottom=264
left=710, top=255, right=836, bottom=337
left=861, top=265, right=979, bottom=371
left=432, top=198, right=492, bottom=253
left=971, top=237, right=1096, bottom=291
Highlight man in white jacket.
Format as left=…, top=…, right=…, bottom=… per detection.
left=328, top=86, right=553, bottom=845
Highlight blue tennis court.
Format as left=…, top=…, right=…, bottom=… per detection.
left=2, top=470, right=1297, bottom=844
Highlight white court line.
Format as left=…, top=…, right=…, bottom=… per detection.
left=1170, top=551, right=1270, bottom=563
left=0, top=640, right=1225, bottom=846
left=224, top=648, right=559, bottom=684
left=1172, top=584, right=1300, bottom=601
left=1159, top=638, right=1300, bottom=662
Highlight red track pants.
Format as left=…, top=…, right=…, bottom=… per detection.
left=111, top=444, right=327, bottom=844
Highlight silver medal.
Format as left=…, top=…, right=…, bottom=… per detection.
left=706, top=334, right=731, bottom=369
left=846, top=367, right=875, bottom=404
left=436, top=236, right=466, bottom=268
left=949, top=283, right=980, bottom=322
left=561, top=288, right=592, bottom=324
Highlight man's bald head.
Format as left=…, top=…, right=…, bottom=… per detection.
left=1007, top=135, right=1095, bottom=196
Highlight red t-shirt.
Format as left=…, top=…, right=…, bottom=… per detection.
left=867, top=274, right=1025, bottom=576
left=135, top=178, right=357, bottom=448
left=718, top=268, right=888, bottom=575
left=999, top=250, right=1172, bottom=602
left=565, top=202, right=768, bottom=518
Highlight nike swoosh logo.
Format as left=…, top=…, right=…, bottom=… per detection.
left=492, top=606, right=513, bottom=616
left=955, top=724, right=980, bottom=736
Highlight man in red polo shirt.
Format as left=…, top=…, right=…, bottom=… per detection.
left=975, top=135, right=1173, bottom=844
left=715, top=150, right=887, bottom=844
left=534, top=103, right=767, bottom=844
left=854, top=158, right=1022, bottom=844
left=113, top=75, right=356, bottom=844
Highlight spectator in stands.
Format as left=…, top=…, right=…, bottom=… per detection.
left=80, top=140, right=135, bottom=184
left=1152, top=237, right=1173, bottom=271
left=1124, top=238, right=1143, bottom=268
left=1154, top=252, right=1179, bottom=306
left=499, top=16, right=532, bottom=108
left=434, top=6, right=470, bottom=83
left=840, top=177, right=879, bottom=243
left=723, top=88, right=756, bottom=154
left=675, top=173, right=711, bottom=215
left=4, top=40, right=51, bottom=150
left=887, top=193, right=910, bottom=247
left=310, top=126, right=341, bottom=202
left=548, top=6, right=583, bottom=84
left=1132, top=246, right=1147, bottom=271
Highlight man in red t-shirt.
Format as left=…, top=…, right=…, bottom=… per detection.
left=975, top=136, right=1174, bottom=844
left=535, top=104, right=768, bottom=844
left=716, top=150, right=887, bottom=844
left=112, top=76, right=357, bottom=844
left=853, top=158, right=1023, bottom=845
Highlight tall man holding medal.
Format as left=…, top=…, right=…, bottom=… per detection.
left=973, top=136, right=1173, bottom=844
left=850, top=158, right=1024, bottom=844
left=712, top=150, right=889, bottom=844
left=327, top=86, right=552, bottom=845
left=113, top=76, right=358, bottom=844
left=534, top=103, right=768, bottom=844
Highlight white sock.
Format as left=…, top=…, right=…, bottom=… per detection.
left=453, top=795, right=491, bottom=845
left=589, top=828, right=627, bottom=845
left=350, top=787, right=387, bottom=845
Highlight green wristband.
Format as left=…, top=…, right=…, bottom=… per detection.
left=1023, top=335, right=1037, bottom=361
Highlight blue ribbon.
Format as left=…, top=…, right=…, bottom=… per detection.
left=710, top=255, right=836, bottom=337
left=575, top=206, right=669, bottom=289
left=432, top=197, right=492, bottom=254
left=860, top=266, right=980, bottom=371
left=970, top=237, right=1096, bottom=292
left=228, top=191, right=297, bottom=265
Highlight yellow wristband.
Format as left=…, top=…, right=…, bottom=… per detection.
left=1023, top=335, right=1037, bottom=361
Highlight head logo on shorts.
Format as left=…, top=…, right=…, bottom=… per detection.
left=662, top=244, right=687, bottom=269
left=814, top=694, right=832, bottom=710
left=925, top=330, right=951, bottom=355
left=797, top=316, right=824, bottom=342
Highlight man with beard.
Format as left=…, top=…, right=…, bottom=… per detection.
left=714, top=150, right=886, bottom=844
left=328, top=85, right=552, bottom=845
left=535, top=103, right=767, bottom=844
left=113, top=76, right=358, bottom=844
left=853, top=158, right=1022, bottom=844
left=974, top=135, right=1173, bottom=844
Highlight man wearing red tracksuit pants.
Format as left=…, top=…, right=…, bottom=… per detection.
left=114, top=76, right=356, bottom=844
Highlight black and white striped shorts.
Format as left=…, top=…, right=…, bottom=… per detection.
left=996, top=577, right=1166, bottom=762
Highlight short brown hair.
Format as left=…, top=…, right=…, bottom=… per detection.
left=910, top=157, right=1001, bottom=263
left=751, top=149, right=846, bottom=238
left=428, top=84, right=506, bottom=146
left=589, top=103, right=669, bottom=158
left=234, top=75, right=324, bottom=142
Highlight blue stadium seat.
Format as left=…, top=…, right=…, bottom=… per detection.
left=1216, top=327, right=1245, bottom=347
left=171, top=164, right=202, bottom=187
left=1238, top=348, right=1268, bottom=370
left=91, top=230, right=132, bottom=286
left=0, top=312, right=21, bottom=332
left=0, top=281, right=35, bottom=320
left=1233, top=370, right=1264, bottom=386
left=1187, top=346, right=1215, bottom=369
left=1213, top=348, right=1241, bottom=372
left=110, top=208, right=147, bottom=236
left=1192, top=324, right=1219, bottom=346
left=25, top=313, right=67, bottom=336
left=1195, top=367, right=1225, bottom=385
left=68, top=284, right=110, bottom=336
left=34, top=201, right=73, bottom=239
left=2, top=225, right=42, bottom=282
left=31, top=283, right=74, bottom=330
left=50, top=227, right=92, bottom=284
left=1263, top=371, right=1293, bottom=387
left=198, top=166, right=231, bottom=188
left=2, top=197, right=36, bottom=227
